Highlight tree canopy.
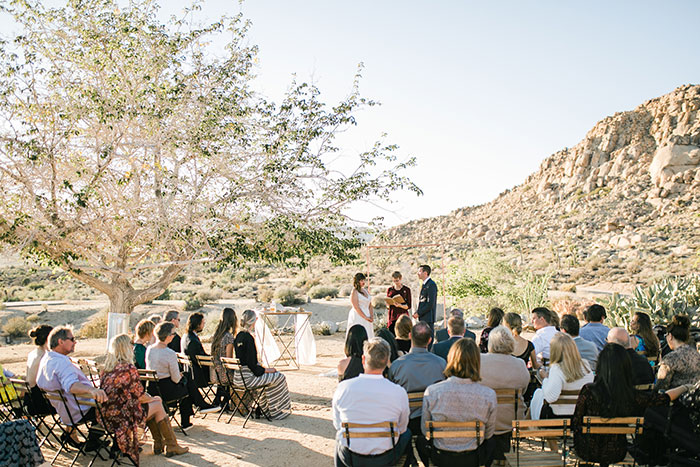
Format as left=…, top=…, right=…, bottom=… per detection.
left=0, top=0, right=420, bottom=313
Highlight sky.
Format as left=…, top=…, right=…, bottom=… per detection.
left=5, top=1, right=700, bottom=228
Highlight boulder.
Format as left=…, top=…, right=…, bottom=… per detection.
left=649, top=144, right=700, bottom=186
left=465, top=316, right=485, bottom=329
left=336, top=320, right=348, bottom=333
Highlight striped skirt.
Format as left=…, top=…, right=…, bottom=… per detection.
left=233, top=368, right=291, bottom=420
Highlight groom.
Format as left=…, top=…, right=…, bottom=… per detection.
left=414, top=265, right=438, bottom=339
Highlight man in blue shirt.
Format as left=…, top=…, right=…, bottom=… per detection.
left=579, top=304, right=610, bottom=352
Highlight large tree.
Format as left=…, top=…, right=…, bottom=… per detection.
left=0, top=0, right=419, bottom=317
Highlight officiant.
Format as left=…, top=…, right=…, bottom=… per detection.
left=387, top=271, right=412, bottom=335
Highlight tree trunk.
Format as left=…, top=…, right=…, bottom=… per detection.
left=106, top=280, right=136, bottom=349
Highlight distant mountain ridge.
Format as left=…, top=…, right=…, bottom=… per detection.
left=377, top=85, right=700, bottom=287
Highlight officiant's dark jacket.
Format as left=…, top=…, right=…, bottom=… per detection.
left=416, top=277, right=438, bottom=328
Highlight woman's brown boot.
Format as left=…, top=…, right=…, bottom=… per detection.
left=146, top=419, right=164, bottom=455
left=157, top=418, right=189, bottom=457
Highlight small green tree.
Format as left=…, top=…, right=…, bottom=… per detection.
left=0, top=0, right=419, bottom=328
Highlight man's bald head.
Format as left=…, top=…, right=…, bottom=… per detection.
left=607, top=327, right=630, bottom=348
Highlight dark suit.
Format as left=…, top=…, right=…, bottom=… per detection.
left=168, top=332, right=182, bottom=353
left=432, top=336, right=461, bottom=360
left=436, top=328, right=476, bottom=344
left=627, top=348, right=654, bottom=386
left=416, top=278, right=438, bottom=330
left=181, top=331, right=210, bottom=388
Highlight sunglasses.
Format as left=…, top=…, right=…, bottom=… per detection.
left=64, top=336, right=76, bottom=342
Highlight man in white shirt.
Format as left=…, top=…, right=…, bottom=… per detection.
left=530, top=307, right=558, bottom=364
left=333, top=337, right=411, bottom=466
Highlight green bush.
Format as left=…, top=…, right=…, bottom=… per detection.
left=184, top=295, right=202, bottom=311
left=274, top=287, right=304, bottom=306
left=2, top=316, right=32, bottom=337
left=308, top=285, right=339, bottom=299
left=154, top=288, right=171, bottom=300
left=26, top=314, right=40, bottom=323
left=196, top=289, right=222, bottom=304
left=258, top=287, right=274, bottom=303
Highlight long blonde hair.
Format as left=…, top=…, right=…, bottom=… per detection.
left=549, top=332, right=588, bottom=382
left=104, top=334, right=134, bottom=373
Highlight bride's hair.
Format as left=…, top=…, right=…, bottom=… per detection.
left=353, top=273, right=367, bottom=296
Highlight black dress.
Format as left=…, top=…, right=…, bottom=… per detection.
left=182, top=331, right=210, bottom=388
left=338, top=356, right=364, bottom=382
left=513, top=340, right=535, bottom=366
left=572, top=383, right=669, bottom=465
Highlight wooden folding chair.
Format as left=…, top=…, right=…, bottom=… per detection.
left=192, top=354, right=218, bottom=405
left=7, top=378, right=61, bottom=450
left=220, top=357, right=272, bottom=427
left=70, top=358, right=101, bottom=388
left=634, top=383, right=654, bottom=391
left=506, top=419, right=571, bottom=467
left=43, top=390, right=110, bottom=467
left=72, top=395, right=138, bottom=467
left=571, top=417, right=644, bottom=467
left=423, top=419, right=486, bottom=465
left=138, top=369, right=188, bottom=436
left=548, top=389, right=580, bottom=411
left=341, top=421, right=405, bottom=466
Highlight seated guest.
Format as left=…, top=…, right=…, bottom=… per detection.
left=504, top=313, right=539, bottom=370
left=655, top=314, right=700, bottom=391
left=433, top=316, right=468, bottom=360
left=395, top=315, right=413, bottom=355
left=560, top=314, right=598, bottom=371
left=133, top=319, right=155, bottom=370
left=148, top=314, right=161, bottom=325
left=530, top=333, right=594, bottom=420
left=338, top=324, right=368, bottom=382
left=579, top=304, right=610, bottom=352
left=234, top=310, right=291, bottom=420
left=607, top=327, right=654, bottom=386
left=479, top=307, right=504, bottom=353
left=210, top=307, right=237, bottom=407
left=388, top=321, right=446, bottom=465
left=376, top=327, right=400, bottom=362
left=100, top=334, right=188, bottom=461
left=37, top=327, right=108, bottom=450
left=145, top=322, right=196, bottom=431
left=437, top=309, right=476, bottom=343
left=480, top=326, right=530, bottom=463
left=629, top=311, right=660, bottom=359
left=530, top=307, right=557, bottom=364
left=163, top=310, right=182, bottom=353
left=422, top=338, right=497, bottom=466
left=25, top=325, right=54, bottom=415
left=333, top=338, right=411, bottom=466
left=573, top=343, right=691, bottom=466
left=387, top=271, right=412, bottom=335
left=181, top=312, right=209, bottom=389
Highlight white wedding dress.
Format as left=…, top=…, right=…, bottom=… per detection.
left=347, top=290, right=374, bottom=339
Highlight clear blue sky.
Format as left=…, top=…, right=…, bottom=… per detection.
left=6, top=1, right=700, bottom=227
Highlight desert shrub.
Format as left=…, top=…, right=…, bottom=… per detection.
left=339, top=285, right=353, bottom=297
left=308, top=285, right=339, bottom=299
left=184, top=295, right=202, bottom=311
left=196, top=289, right=222, bottom=304
left=274, top=287, right=304, bottom=306
left=316, top=322, right=332, bottom=336
left=258, top=287, right=274, bottom=303
left=26, top=314, right=41, bottom=323
left=2, top=316, right=32, bottom=337
left=370, top=286, right=384, bottom=295
left=154, top=288, right=171, bottom=301
left=28, top=282, right=44, bottom=290
left=191, top=278, right=203, bottom=285
left=373, top=312, right=388, bottom=332
left=173, top=275, right=186, bottom=283
left=78, top=309, right=108, bottom=339
left=239, top=267, right=270, bottom=282
left=371, top=296, right=386, bottom=309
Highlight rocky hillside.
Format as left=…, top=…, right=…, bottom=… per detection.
left=377, top=85, right=700, bottom=288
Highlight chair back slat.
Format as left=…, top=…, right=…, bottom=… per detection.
left=582, top=417, right=644, bottom=435
left=424, top=420, right=484, bottom=442
left=407, top=391, right=424, bottom=409
left=221, top=357, right=242, bottom=371
left=177, top=353, right=192, bottom=366
left=196, top=355, right=214, bottom=367
left=138, top=369, right=159, bottom=382
left=634, top=384, right=653, bottom=391
left=341, top=421, right=398, bottom=443
left=549, top=389, right=580, bottom=406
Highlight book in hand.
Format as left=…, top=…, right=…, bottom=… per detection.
left=385, top=295, right=405, bottom=307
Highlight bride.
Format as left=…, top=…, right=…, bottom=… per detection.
left=347, top=273, right=374, bottom=339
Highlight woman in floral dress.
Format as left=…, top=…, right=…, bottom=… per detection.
left=99, top=334, right=188, bottom=463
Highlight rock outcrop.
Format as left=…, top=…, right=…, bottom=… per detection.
left=377, top=85, right=700, bottom=287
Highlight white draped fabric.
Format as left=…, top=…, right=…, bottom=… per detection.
left=295, top=312, right=316, bottom=365
left=254, top=310, right=281, bottom=367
